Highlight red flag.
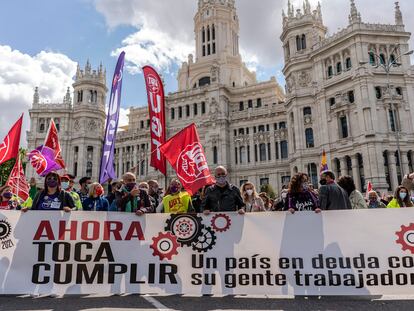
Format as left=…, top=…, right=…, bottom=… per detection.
left=6, top=155, right=29, bottom=202
left=44, top=119, right=65, bottom=169
left=142, top=66, right=167, bottom=175
left=0, top=114, right=22, bottom=166
left=160, top=123, right=214, bottom=195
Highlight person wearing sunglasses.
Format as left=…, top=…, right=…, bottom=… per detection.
left=201, top=166, right=245, bottom=214
left=22, top=172, right=74, bottom=212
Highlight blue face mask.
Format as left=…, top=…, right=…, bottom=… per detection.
left=400, top=192, right=407, bottom=200
left=216, top=176, right=227, bottom=185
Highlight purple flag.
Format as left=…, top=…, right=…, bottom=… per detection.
left=28, top=145, right=61, bottom=177
left=99, top=51, right=125, bottom=184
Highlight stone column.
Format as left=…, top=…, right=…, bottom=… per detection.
left=351, top=155, right=361, bottom=191
left=340, top=157, right=347, bottom=177
left=388, top=151, right=399, bottom=192
left=118, top=146, right=123, bottom=177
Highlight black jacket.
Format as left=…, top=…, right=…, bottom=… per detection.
left=201, top=183, right=245, bottom=212
left=319, top=182, right=352, bottom=210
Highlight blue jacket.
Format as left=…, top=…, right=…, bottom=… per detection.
left=82, top=197, right=109, bottom=211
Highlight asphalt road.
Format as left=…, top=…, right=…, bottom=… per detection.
left=1, top=295, right=414, bottom=311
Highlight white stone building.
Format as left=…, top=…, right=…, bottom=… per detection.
left=27, top=0, right=414, bottom=195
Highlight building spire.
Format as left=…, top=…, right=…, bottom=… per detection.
left=33, top=87, right=39, bottom=104
left=348, top=0, right=361, bottom=24
left=395, top=2, right=403, bottom=26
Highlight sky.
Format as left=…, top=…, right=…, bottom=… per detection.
left=1, top=0, right=414, bottom=145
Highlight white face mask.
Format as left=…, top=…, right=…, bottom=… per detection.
left=246, top=189, right=253, bottom=196
left=281, top=193, right=287, bottom=199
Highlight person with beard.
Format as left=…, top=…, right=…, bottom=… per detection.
left=117, top=172, right=152, bottom=215
left=82, top=183, right=109, bottom=211
left=157, top=179, right=193, bottom=213
left=77, top=176, right=92, bottom=204
left=23, top=172, right=74, bottom=212
left=201, top=166, right=245, bottom=214
left=0, top=185, right=21, bottom=210
left=319, top=170, right=351, bottom=210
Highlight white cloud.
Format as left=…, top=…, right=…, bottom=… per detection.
left=119, top=107, right=130, bottom=128
left=0, top=45, right=77, bottom=147
left=96, top=0, right=414, bottom=77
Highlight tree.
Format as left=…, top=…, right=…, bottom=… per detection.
left=260, top=183, right=276, bottom=199
left=0, top=148, right=27, bottom=186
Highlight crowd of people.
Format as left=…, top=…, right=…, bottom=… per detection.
left=0, top=166, right=413, bottom=213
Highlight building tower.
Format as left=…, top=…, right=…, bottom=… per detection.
left=71, top=60, right=107, bottom=181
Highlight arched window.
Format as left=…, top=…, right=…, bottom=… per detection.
left=213, top=146, right=218, bottom=164
left=171, top=107, right=175, bottom=120
left=212, top=24, right=215, bottom=40
left=281, top=141, right=288, bottom=159
left=327, top=66, right=333, bottom=78
left=199, top=77, right=211, bottom=87
left=346, top=156, right=352, bottom=176
left=186, top=105, right=190, bottom=117
left=296, top=35, right=301, bottom=51
left=357, top=153, right=365, bottom=192
left=86, top=146, right=93, bottom=177
left=383, top=151, right=392, bottom=191
left=303, top=107, right=312, bottom=116
left=334, top=158, right=341, bottom=178
left=395, top=151, right=402, bottom=185
left=207, top=25, right=210, bottom=41
left=396, top=87, right=402, bottom=96
left=259, top=143, right=266, bottom=161
left=379, top=53, right=386, bottom=65
left=336, top=62, right=342, bottom=74
left=74, top=162, right=78, bottom=177
left=240, top=146, right=246, bottom=164
left=375, top=86, right=382, bottom=99
left=369, top=52, right=376, bottom=65
left=202, top=27, right=205, bottom=43
left=305, top=128, right=314, bottom=148
left=348, top=90, right=355, bottom=103
left=301, top=34, right=306, bottom=49
left=345, top=57, right=352, bottom=70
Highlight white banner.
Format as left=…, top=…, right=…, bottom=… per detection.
left=1, top=209, right=414, bottom=295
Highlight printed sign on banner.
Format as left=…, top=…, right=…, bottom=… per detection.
left=1, top=209, right=414, bottom=295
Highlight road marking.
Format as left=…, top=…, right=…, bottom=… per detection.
left=143, top=295, right=173, bottom=311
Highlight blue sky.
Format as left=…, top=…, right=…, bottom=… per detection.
left=1, top=0, right=413, bottom=141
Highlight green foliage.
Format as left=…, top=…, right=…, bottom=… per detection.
left=260, top=183, right=276, bottom=199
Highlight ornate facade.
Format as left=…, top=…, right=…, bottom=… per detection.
left=27, top=0, right=414, bottom=194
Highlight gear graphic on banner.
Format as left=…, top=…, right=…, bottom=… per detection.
left=396, top=223, right=414, bottom=254
left=165, top=214, right=204, bottom=246
left=192, top=226, right=217, bottom=253
left=211, top=213, right=231, bottom=232
left=0, top=220, right=12, bottom=241
left=150, top=232, right=180, bottom=260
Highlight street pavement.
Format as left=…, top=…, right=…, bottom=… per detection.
left=1, top=295, right=414, bottom=311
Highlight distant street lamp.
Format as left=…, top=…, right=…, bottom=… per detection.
left=360, top=46, right=413, bottom=177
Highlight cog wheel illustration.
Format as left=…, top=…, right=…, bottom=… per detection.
left=396, top=223, right=414, bottom=254
left=150, top=232, right=180, bottom=260
left=211, top=213, right=231, bottom=233
left=192, top=226, right=217, bottom=253
left=0, top=220, right=11, bottom=241
left=165, top=214, right=203, bottom=246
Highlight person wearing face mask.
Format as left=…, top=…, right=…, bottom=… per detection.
left=285, top=173, right=320, bottom=213
left=82, top=183, right=109, bottom=211
left=240, top=182, right=265, bottom=212
left=61, top=175, right=82, bottom=210
left=148, top=180, right=161, bottom=210
left=319, top=170, right=351, bottom=210
left=201, top=166, right=245, bottom=214
left=387, top=186, right=413, bottom=208
left=118, top=172, right=152, bottom=215
left=0, top=185, right=21, bottom=210
left=367, top=191, right=386, bottom=209
left=77, top=176, right=92, bottom=204
left=23, top=172, right=74, bottom=212
left=274, top=189, right=288, bottom=211
left=157, top=179, right=194, bottom=213
left=337, top=175, right=367, bottom=209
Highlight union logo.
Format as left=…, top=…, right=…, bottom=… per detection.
left=29, top=149, right=48, bottom=175
left=176, top=143, right=210, bottom=183
left=0, top=135, right=10, bottom=163
left=147, top=74, right=160, bottom=94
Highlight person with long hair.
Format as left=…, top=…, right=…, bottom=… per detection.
left=82, top=182, right=109, bottom=211
left=23, top=172, right=74, bottom=212
left=157, top=178, right=194, bottom=213
left=337, top=175, right=367, bottom=209
left=0, top=185, right=20, bottom=210
left=387, top=186, right=413, bottom=208
left=286, top=173, right=320, bottom=213
left=240, top=182, right=265, bottom=212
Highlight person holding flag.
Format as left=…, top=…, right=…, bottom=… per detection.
left=320, top=149, right=328, bottom=173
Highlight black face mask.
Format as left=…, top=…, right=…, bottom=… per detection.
left=319, top=179, right=327, bottom=186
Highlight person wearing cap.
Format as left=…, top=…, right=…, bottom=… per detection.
left=82, top=183, right=109, bottom=211
left=61, top=174, right=82, bottom=210
left=22, top=172, right=74, bottom=212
